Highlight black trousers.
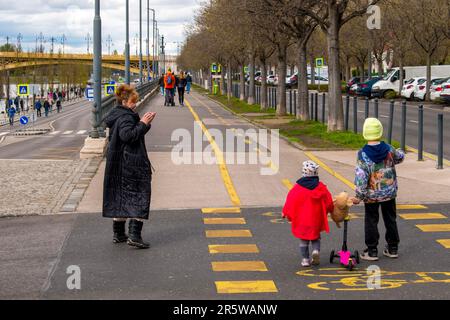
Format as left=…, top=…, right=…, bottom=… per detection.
left=37, top=109, right=41, bottom=117
left=364, top=199, right=400, bottom=251
left=178, top=87, right=185, bottom=104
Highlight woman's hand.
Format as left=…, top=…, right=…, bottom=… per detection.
left=351, top=197, right=361, bottom=205
left=141, top=112, right=156, bottom=126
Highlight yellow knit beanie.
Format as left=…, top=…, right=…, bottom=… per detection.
left=363, top=118, right=383, bottom=141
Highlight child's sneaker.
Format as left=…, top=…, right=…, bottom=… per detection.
left=383, top=246, right=399, bottom=259
left=360, top=248, right=379, bottom=261
left=301, top=258, right=311, bottom=267
left=311, top=250, right=320, bottom=266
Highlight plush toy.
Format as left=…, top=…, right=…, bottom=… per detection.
left=331, top=192, right=354, bottom=228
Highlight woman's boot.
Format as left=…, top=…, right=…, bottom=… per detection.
left=113, top=221, right=128, bottom=244
left=127, top=219, right=150, bottom=249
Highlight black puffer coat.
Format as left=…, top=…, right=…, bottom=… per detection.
left=103, top=105, right=152, bottom=220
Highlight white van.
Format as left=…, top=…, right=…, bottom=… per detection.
left=371, top=65, right=450, bottom=99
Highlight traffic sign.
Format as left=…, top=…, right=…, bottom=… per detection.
left=86, top=88, right=94, bottom=101
left=315, top=58, right=325, bottom=69
left=244, top=66, right=249, bottom=74
left=211, top=63, right=222, bottom=74
left=20, top=116, right=29, bottom=125
left=18, top=84, right=29, bottom=97
left=105, top=84, right=117, bottom=96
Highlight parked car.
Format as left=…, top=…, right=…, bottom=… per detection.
left=309, top=75, right=329, bottom=85
left=413, top=78, right=445, bottom=101
left=267, top=75, right=277, bottom=85
left=440, top=79, right=450, bottom=104
left=356, top=77, right=382, bottom=98
left=401, top=77, right=426, bottom=100
left=349, top=83, right=359, bottom=96
left=429, top=77, right=450, bottom=101
left=346, top=77, right=361, bottom=93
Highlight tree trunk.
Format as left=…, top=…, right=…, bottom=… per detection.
left=345, top=57, right=351, bottom=82
left=248, top=52, right=255, bottom=105
left=377, top=58, right=383, bottom=78
left=227, top=61, right=232, bottom=100
left=398, top=56, right=404, bottom=94
left=298, top=42, right=309, bottom=120
left=239, top=65, right=245, bottom=101
left=276, top=43, right=287, bottom=116
left=327, top=6, right=344, bottom=131
left=261, top=61, right=268, bottom=110
left=426, top=53, right=431, bottom=101
left=220, top=68, right=225, bottom=96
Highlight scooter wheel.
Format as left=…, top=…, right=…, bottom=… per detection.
left=348, top=260, right=354, bottom=271
left=330, top=250, right=335, bottom=264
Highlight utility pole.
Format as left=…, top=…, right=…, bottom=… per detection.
left=139, top=0, right=143, bottom=84
left=133, top=34, right=138, bottom=56
left=161, top=35, right=165, bottom=74
left=61, top=34, right=67, bottom=54
left=86, top=33, right=92, bottom=54
left=149, top=8, right=156, bottom=78
left=50, top=36, right=56, bottom=54
left=37, top=32, right=45, bottom=53
left=106, top=35, right=113, bottom=55
left=146, top=0, right=150, bottom=82
left=17, top=33, right=23, bottom=53
left=125, top=0, right=130, bottom=84
left=91, top=0, right=102, bottom=139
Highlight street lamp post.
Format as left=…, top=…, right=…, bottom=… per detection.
left=139, top=0, right=143, bottom=84
left=91, top=0, right=102, bottom=139
left=149, top=7, right=156, bottom=80
left=146, top=1, right=150, bottom=82
left=125, top=0, right=130, bottom=84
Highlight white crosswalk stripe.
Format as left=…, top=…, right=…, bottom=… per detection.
left=50, top=131, right=61, bottom=135
left=0, top=132, right=8, bottom=136
left=63, top=131, right=73, bottom=135
left=77, top=130, right=87, bottom=135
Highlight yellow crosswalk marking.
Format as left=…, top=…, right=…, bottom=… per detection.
left=212, top=261, right=268, bottom=272
left=209, top=244, right=260, bottom=254
left=397, top=205, right=428, bottom=210
left=400, top=213, right=447, bottom=220
left=202, top=208, right=241, bottom=214
left=215, top=281, right=278, bottom=294
left=437, top=240, right=450, bottom=248
left=282, top=179, right=294, bottom=190
left=204, top=218, right=246, bottom=225
left=416, top=224, right=450, bottom=232
left=206, top=230, right=253, bottom=238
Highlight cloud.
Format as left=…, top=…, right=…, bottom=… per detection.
left=0, top=0, right=201, bottom=54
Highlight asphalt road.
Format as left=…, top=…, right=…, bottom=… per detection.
left=1, top=91, right=449, bottom=300
left=0, top=99, right=91, bottom=160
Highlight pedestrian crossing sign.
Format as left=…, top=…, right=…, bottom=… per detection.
left=315, top=58, right=324, bottom=69
left=211, top=63, right=221, bottom=74
left=18, top=84, right=29, bottom=97
left=105, top=84, right=117, bottom=96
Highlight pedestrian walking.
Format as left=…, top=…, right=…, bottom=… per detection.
left=186, top=73, right=192, bottom=94
left=159, top=74, right=165, bottom=96
left=282, top=161, right=335, bottom=267
left=43, top=99, right=50, bottom=117
left=20, top=99, right=24, bottom=113
left=8, top=105, right=16, bottom=126
left=35, top=99, right=42, bottom=117
left=103, top=84, right=156, bottom=249
left=177, top=71, right=187, bottom=106
left=164, top=69, right=176, bottom=107
left=353, top=118, right=405, bottom=261
left=14, top=96, right=20, bottom=115
left=56, top=99, right=62, bottom=113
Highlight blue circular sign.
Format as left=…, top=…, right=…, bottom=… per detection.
left=20, top=116, right=29, bottom=125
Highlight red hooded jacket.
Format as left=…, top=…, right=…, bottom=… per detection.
left=282, top=182, right=334, bottom=240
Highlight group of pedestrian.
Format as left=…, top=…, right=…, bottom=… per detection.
left=158, top=69, right=192, bottom=107
left=283, top=118, right=404, bottom=267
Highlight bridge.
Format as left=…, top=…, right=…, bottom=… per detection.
left=0, top=52, right=178, bottom=74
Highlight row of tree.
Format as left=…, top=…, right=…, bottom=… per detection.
left=178, top=0, right=450, bottom=132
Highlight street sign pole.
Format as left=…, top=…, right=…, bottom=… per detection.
left=125, top=0, right=130, bottom=85
left=91, top=0, right=102, bottom=139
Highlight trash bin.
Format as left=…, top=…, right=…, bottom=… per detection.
left=213, top=83, right=219, bottom=95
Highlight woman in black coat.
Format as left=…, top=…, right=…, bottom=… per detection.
left=103, top=84, right=156, bottom=249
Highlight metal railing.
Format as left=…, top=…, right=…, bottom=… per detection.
left=91, top=80, right=158, bottom=138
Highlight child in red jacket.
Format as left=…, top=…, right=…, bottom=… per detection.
left=283, top=161, right=334, bottom=267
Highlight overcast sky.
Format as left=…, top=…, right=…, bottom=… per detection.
left=0, top=0, right=201, bottom=55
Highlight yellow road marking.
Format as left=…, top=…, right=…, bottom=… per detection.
left=212, top=261, right=268, bottom=272
left=304, top=152, right=356, bottom=190
left=437, top=239, right=450, bottom=248
left=204, top=218, right=246, bottom=225
left=185, top=99, right=241, bottom=207
left=400, top=213, right=447, bottom=220
left=206, top=230, right=253, bottom=238
left=416, top=224, right=450, bottom=232
left=397, top=205, right=428, bottom=210
left=215, top=281, right=278, bottom=294
left=282, top=179, right=294, bottom=190
left=202, top=207, right=241, bottom=214
left=209, top=244, right=260, bottom=254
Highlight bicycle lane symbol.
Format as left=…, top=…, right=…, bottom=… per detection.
left=296, top=268, right=450, bottom=291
